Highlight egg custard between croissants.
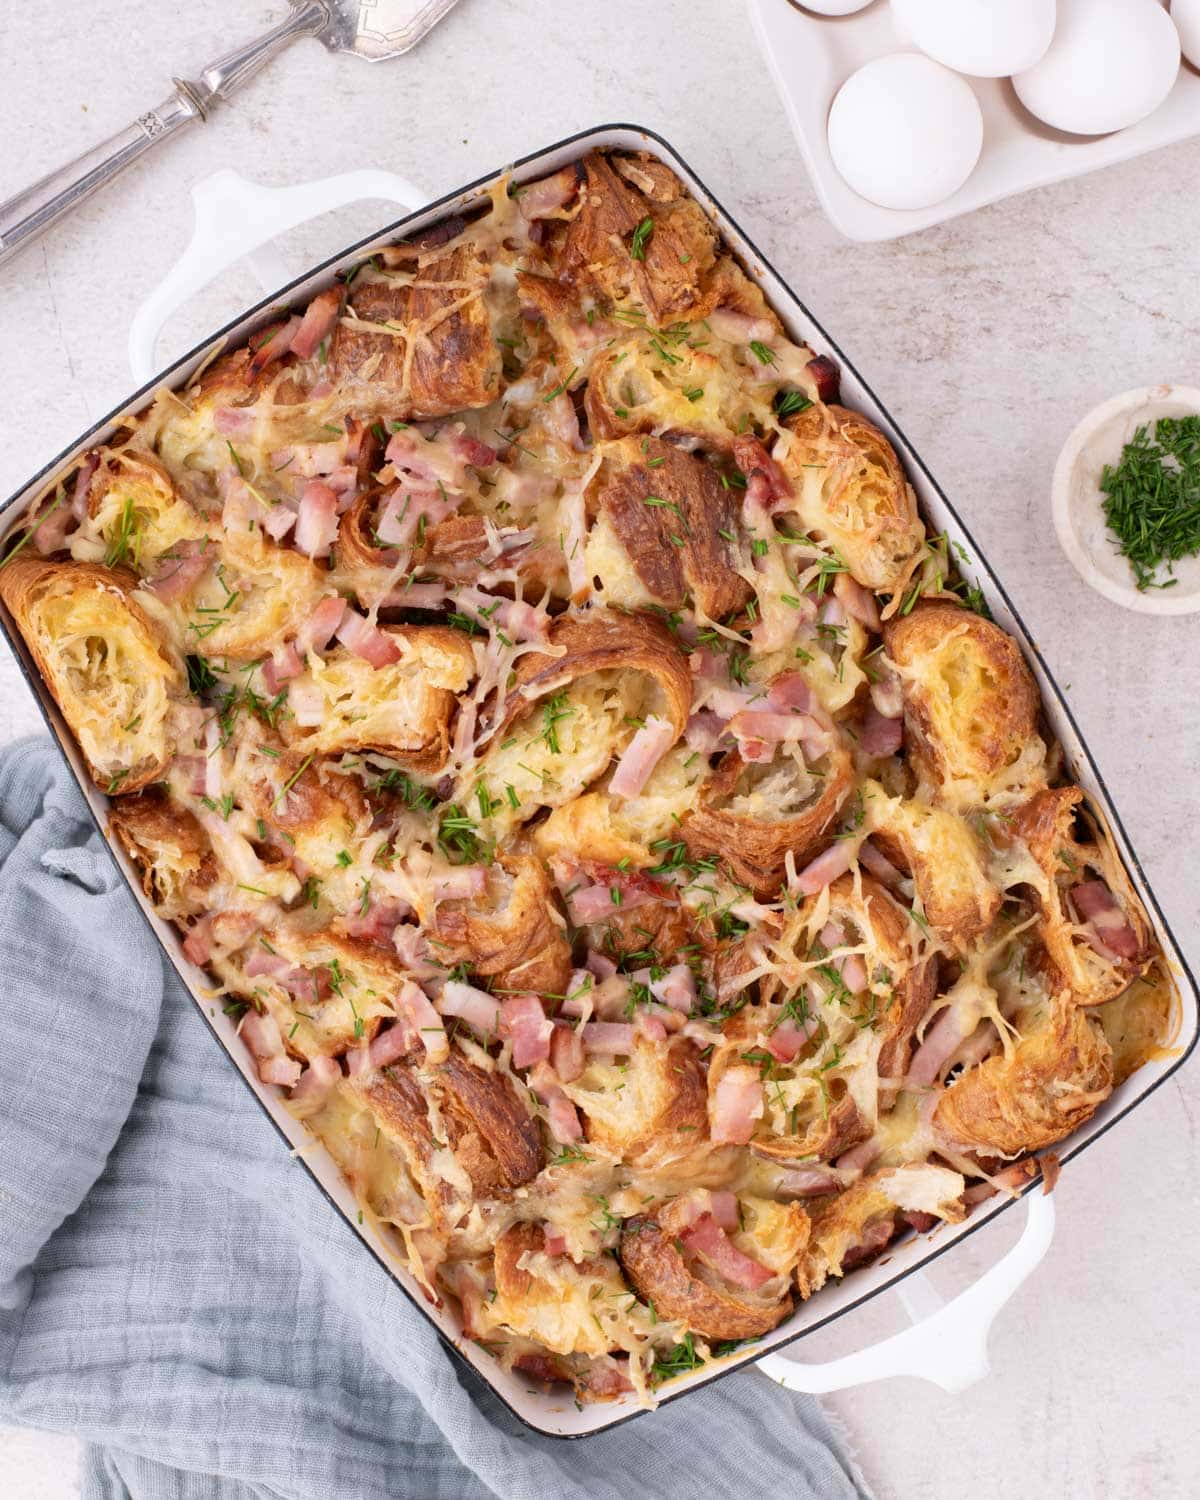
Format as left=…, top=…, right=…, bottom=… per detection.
left=0, top=149, right=1176, bottom=1407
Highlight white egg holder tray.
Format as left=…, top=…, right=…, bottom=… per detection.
left=749, top=0, right=1200, bottom=241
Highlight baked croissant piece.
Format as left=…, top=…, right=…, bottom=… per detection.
left=778, top=403, right=925, bottom=592
left=0, top=556, right=181, bottom=792
left=884, top=601, right=1041, bottom=809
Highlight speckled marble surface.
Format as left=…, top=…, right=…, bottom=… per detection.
left=1, top=2, right=1198, bottom=1496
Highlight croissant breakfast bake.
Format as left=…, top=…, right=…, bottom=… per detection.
left=1, top=149, right=1178, bottom=1406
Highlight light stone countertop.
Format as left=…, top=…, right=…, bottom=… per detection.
left=1, top=2, right=1198, bottom=1496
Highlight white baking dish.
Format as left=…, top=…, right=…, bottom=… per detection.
left=1, top=123, right=1195, bottom=1438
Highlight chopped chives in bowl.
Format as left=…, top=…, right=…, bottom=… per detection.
left=1099, top=415, right=1200, bottom=591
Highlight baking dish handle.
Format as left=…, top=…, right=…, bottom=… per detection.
left=756, top=1188, right=1055, bottom=1395
left=128, top=166, right=427, bottom=385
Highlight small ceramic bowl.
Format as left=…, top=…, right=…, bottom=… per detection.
left=1051, top=384, right=1200, bottom=616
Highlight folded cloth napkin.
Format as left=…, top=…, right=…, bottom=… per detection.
left=0, top=738, right=873, bottom=1500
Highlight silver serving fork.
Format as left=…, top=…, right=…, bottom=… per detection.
left=0, top=0, right=463, bottom=269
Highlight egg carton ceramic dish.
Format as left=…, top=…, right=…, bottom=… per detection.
left=1, top=122, right=1196, bottom=1438
left=750, top=0, right=1200, bottom=241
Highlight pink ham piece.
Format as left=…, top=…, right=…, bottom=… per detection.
left=449, top=432, right=498, bottom=469
left=840, top=954, right=868, bottom=994
left=343, top=896, right=410, bottom=946
left=568, top=882, right=657, bottom=923
left=70, top=453, right=99, bottom=521
left=609, top=715, right=675, bottom=800
left=261, top=640, right=304, bottom=695
left=834, top=570, right=881, bottom=631
left=544, top=391, right=585, bottom=451
left=793, top=840, right=858, bottom=896
left=708, top=1190, right=740, bottom=1230
left=542, top=1227, right=569, bottom=1257
left=244, top=949, right=320, bottom=1004
left=859, top=838, right=906, bottom=891
left=907, top=1005, right=970, bottom=1088
left=31, top=496, right=75, bottom=555
left=172, top=755, right=207, bottom=796
left=869, top=663, right=905, bottom=720
left=262, top=503, right=299, bottom=542
left=582, top=1022, right=636, bottom=1054
left=438, top=980, right=502, bottom=1038
left=733, top=434, right=792, bottom=510
left=248, top=315, right=303, bottom=379
left=368, top=1021, right=416, bottom=1069
left=397, top=980, right=448, bottom=1063
left=32, top=455, right=96, bottom=552
left=296, top=595, right=347, bottom=655
left=239, top=1010, right=302, bottom=1088
left=727, top=709, right=821, bottom=750
left=842, top=1216, right=894, bottom=1271
left=549, top=1022, right=586, bottom=1083
left=805, top=354, right=841, bottom=404
left=650, top=964, right=695, bottom=1013
left=860, top=702, right=903, bottom=758
left=500, top=994, right=554, bottom=1069
left=776, top=1165, right=843, bottom=1197
left=210, top=908, right=268, bottom=951
left=518, top=163, right=582, bottom=219
left=710, top=1064, right=764, bottom=1145
left=182, top=917, right=213, bottom=965
left=684, top=710, right=726, bottom=756
left=1072, top=881, right=1141, bottom=959
left=766, top=1013, right=816, bottom=1064
left=336, top=609, right=401, bottom=668
left=836, top=1136, right=881, bottom=1173
left=767, top=673, right=813, bottom=714
left=494, top=598, right=549, bottom=645
left=290, top=287, right=341, bottom=361
left=680, top=1214, right=774, bottom=1291
left=278, top=438, right=350, bottom=479
left=147, top=539, right=213, bottom=603
left=288, top=1054, right=342, bottom=1118
left=635, top=1013, right=668, bottom=1043
left=431, top=866, right=488, bottom=902
left=528, top=1061, right=583, bottom=1144
left=376, top=490, right=455, bottom=548
left=708, top=307, right=776, bottom=345
left=585, top=950, right=618, bottom=981
left=294, top=481, right=340, bottom=559
left=392, top=924, right=441, bottom=980
left=214, top=406, right=256, bottom=438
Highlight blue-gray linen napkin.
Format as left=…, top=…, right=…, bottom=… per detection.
left=0, top=736, right=873, bottom=1500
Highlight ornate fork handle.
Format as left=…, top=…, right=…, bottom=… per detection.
left=0, top=1, right=329, bottom=270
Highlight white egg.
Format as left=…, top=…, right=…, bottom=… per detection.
left=797, top=0, right=877, bottom=14
left=890, top=0, right=1056, bottom=77
left=1013, top=0, right=1180, bottom=135
left=827, top=53, right=983, bottom=211
left=1173, top=0, right=1200, bottom=70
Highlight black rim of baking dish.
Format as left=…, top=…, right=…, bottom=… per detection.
left=0, top=120, right=1195, bottom=1439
